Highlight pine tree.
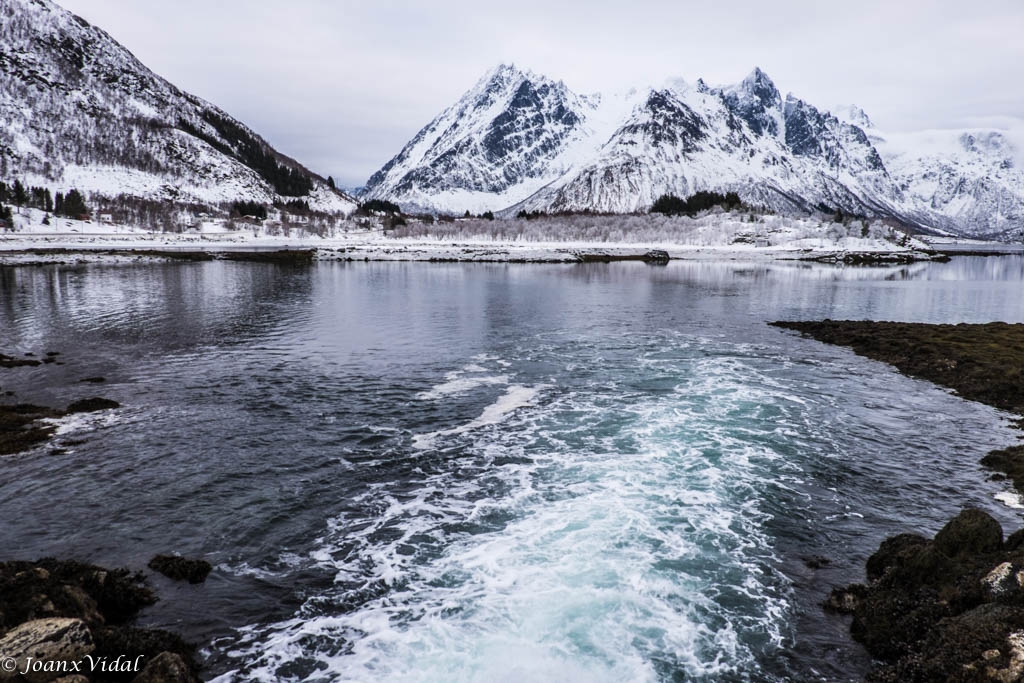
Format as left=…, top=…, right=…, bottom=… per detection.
left=327, top=176, right=335, bottom=189
left=60, top=189, right=89, bottom=217
left=54, top=192, right=64, bottom=215
left=12, top=180, right=26, bottom=206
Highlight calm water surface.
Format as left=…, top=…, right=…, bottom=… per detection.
left=2, top=257, right=1024, bottom=682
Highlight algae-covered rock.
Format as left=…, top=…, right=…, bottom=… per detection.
left=934, top=509, right=1004, bottom=558
left=147, top=555, right=211, bottom=584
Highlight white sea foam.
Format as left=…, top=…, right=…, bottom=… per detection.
left=417, top=374, right=509, bottom=400
left=41, top=408, right=126, bottom=438
left=412, top=385, right=543, bottom=450
left=215, top=340, right=803, bottom=682
left=995, top=491, right=1024, bottom=509
left=417, top=357, right=511, bottom=400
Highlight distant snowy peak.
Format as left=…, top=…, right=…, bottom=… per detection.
left=367, top=64, right=1024, bottom=237
left=0, top=0, right=355, bottom=213
left=874, top=126, right=1024, bottom=237
left=834, top=105, right=875, bottom=131
left=722, top=67, right=783, bottom=137
left=367, top=64, right=903, bottom=222
left=364, top=63, right=599, bottom=213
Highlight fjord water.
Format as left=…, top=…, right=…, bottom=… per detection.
left=2, top=257, right=1024, bottom=682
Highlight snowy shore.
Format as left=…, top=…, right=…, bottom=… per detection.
left=0, top=209, right=945, bottom=265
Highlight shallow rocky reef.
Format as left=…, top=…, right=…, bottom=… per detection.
left=770, top=320, right=1024, bottom=415
left=0, top=399, right=119, bottom=456
left=1, top=348, right=121, bottom=456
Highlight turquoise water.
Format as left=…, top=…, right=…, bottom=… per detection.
left=1, top=257, right=1023, bottom=681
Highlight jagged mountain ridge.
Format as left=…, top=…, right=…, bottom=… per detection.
left=0, top=0, right=356, bottom=213
left=365, top=65, right=1023, bottom=237
left=863, top=125, right=1024, bottom=239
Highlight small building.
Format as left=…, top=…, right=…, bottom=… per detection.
left=99, top=213, right=114, bottom=225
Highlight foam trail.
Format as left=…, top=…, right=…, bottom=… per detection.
left=215, top=343, right=802, bottom=682
left=417, top=374, right=509, bottom=400
left=412, top=385, right=542, bottom=450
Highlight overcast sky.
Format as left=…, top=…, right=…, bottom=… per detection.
left=60, top=0, right=1024, bottom=186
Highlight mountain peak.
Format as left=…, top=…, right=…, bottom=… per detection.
left=740, top=67, right=781, bottom=106
left=477, top=63, right=533, bottom=88
left=835, top=104, right=874, bottom=130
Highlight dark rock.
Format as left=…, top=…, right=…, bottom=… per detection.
left=824, top=584, right=865, bottom=614
left=131, top=652, right=200, bottom=683
left=0, top=559, right=200, bottom=682
left=65, top=397, right=120, bottom=413
left=933, top=508, right=1003, bottom=558
left=982, top=446, right=1024, bottom=498
left=78, top=377, right=106, bottom=384
left=0, top=559, right=156, bottom=630
left=0, top=353, right=42, bottom=368
left=1006, top=529, right=1024, bottom=552
left=643, top=249, right=670, bottom=264
left=94, top=627, right=196, bottom=682
left=803, top=555, right=831, bottom=569
left=830, top=511, right=1024, bottom=680
left=0, top=403, right=63, bottom=456
left=147, top=555, right=212, bottom=584
left=865, top=533, right=928, bottom=581
left=867, top=604, right=1024, bottom=683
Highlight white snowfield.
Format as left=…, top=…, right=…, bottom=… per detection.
left=0, top=208, right=939, bottom=265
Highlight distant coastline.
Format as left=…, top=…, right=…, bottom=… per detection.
left=0, top=209, right=949, bottom=266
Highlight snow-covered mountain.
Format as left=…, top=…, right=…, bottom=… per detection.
left=842, top=116, right=1024, bottom=239
left=0, top=0, right=356, bottom=213
left=365, top=64, right=1024, bottom=238
left=364, top=65, right=906, bottom=220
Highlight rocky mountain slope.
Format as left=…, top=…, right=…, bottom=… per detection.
left=365, top=65, right=1024, bottom=238
left=0, top=0, right=355, bottom=214
left=863, top=125, right=1024, bottom=239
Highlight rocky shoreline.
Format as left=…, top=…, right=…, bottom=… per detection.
left=828, top=509, right=1024, bottom=682
left=2, top=356, right=209, bottom=681
left=0, top=558, right=202, bottom=683
left=774, top=319, right=1024, bottom=681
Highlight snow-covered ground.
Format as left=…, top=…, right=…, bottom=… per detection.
left=0, top=208, right=940, bottom=265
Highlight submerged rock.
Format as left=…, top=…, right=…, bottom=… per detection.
left=147, top=556, right=211, bottom=584
left=0, top=404, right=62, bottom=455
left=0, top=353, right=42, bottom=368
left=65, top=398, right=120, bottom=414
